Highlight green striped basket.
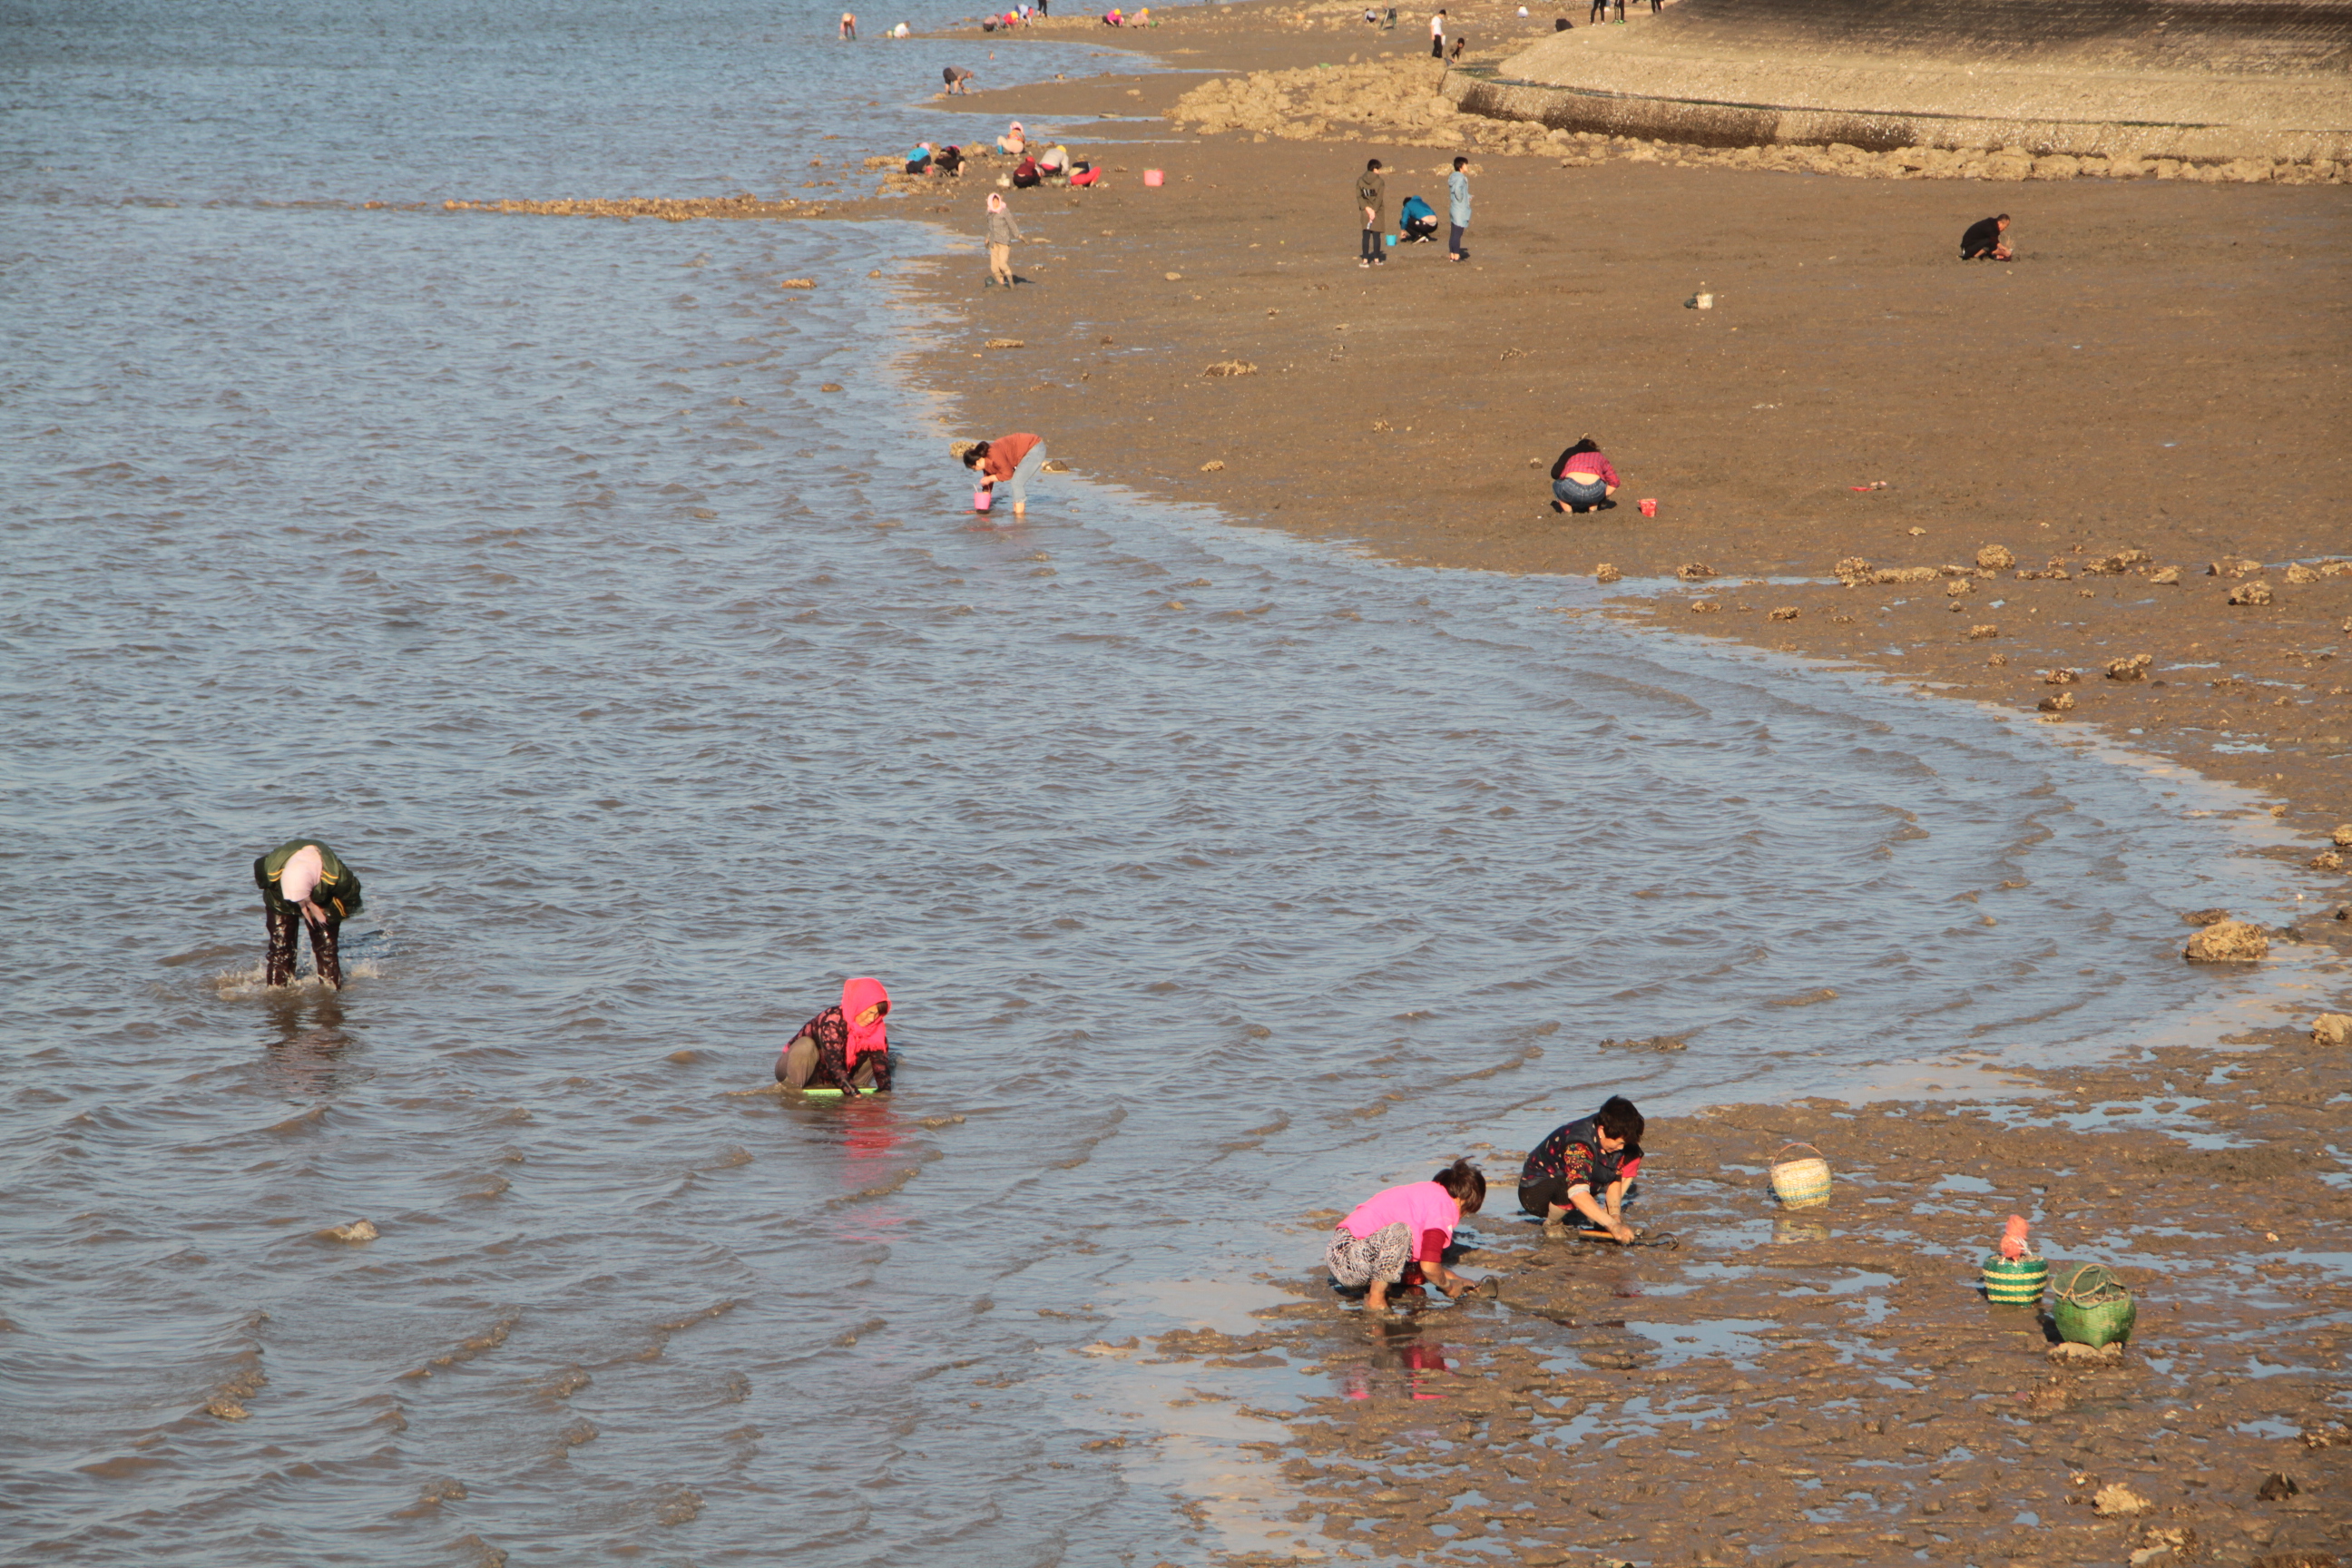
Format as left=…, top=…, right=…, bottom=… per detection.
left=1769, top=1143, right=1833, bottom=1210
left=2052, top=1263, right=2136, bottom=1348
left=1982, top=1255, right=2048, bottom=1305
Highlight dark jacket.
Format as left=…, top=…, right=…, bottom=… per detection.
left=253, top=839, right=364, bottom=918
left=1356, top=170, right=1386, bottom=223
left=1960, top=215, right=2005, bottom=258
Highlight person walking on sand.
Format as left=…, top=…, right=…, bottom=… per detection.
left=1429, top=7, right=1446, bottom=55
left=1356, top=157, right=1387, bottom=269
left=1547, top=434, right=1619, bottom=512
left=1518, top=1095, right=1645, bottom=1240
left=777, top=977, right=895, bottom=1095
left=1446, top=154, right=1472, bottom=261
left=253, top=838, right=364, bottom=990
left=985, top=191, right=1022, bottom=286
left=1328, top=1159, right=1486, bottom=1312
left=1960, top=212, right=2013, bottom=260
left=840, top=10, right=858, bottom=38
left=962, top=431, right=1048, bottom=518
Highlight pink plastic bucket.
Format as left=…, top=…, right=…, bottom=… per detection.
left=973, top=487, right=994, bottom=512
left=1638, top=497, right=1658, bottom=516
left=1142, top=169, right=1164, bottom=187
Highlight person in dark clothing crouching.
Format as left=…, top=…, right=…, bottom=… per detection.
left=1519, top=1094, right=1644, bottom=1240
left=1960, top=212, right=2012, bottom=260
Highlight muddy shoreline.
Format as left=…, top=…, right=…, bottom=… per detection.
left=845, top=9, right=2352, bottom=1563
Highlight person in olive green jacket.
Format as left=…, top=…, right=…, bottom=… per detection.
left=253, top=839, right=364, bottom=988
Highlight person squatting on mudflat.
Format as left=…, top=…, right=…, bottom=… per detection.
left=1357, top=158, right=1387, bottom=268
left=1519, top=1095, right=1645, bottom=1240
left=254, top=838, right=363, bottom=989
left=1398, top=193, right=1439, bottom=243
left=1328, top=1159, right=1485, bottom=1311
left=1548, top=435, right=1620, bottom=512
left=985, top=191, right=1022, bottom=285
left=777, top=976, right=895, bottom=1094
left=1960, top=212, right=2013, bottom=260
left=963, top=431, right=1048, bottom=517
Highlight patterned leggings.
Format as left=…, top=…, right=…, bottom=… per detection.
left=1326, top=1221, right=1414, bottom=1289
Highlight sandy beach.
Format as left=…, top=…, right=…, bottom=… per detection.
left=837, top=5, right=2352, bottom=1563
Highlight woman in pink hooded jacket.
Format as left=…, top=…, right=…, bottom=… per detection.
left=777, top=976, right=894, bottom=1095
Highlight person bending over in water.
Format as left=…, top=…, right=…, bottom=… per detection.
left=962, top=431, right=1047, bottom=518
left=1960, top=212, right=2012, bottom=260
left=1548, top=435, right=1619, bottom=512
left=1519, top=1094, right=1644, bottom=1240
left=254, top=838, right=364, bottom=989
left=1328, top=1159, right=1485, bottom=1311
left=777, top=976, right=894, bottom=1095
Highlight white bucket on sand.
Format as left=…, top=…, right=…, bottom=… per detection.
left=1696, top=292, right=1714, bottom=309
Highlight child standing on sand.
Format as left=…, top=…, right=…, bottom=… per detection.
left=985, top=191, right=1021, bottom=287
left=1518, top=1095, right=1644, bottom=1239
left=1356, top=158, right=1387, bottom=269
left=1328, top=1159, right=1485, bottom=1311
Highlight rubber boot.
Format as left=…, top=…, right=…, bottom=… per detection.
left=265, top=906, right=299, bottom=986
left=309, top=916, right=344, bottom=990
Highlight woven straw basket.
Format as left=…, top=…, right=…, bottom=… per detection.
left=1769, top=1142, right=1833, bottom=1210
left=2053, top=1263, right=2136, bottom=1347
left=1982, top=1255, right=2049, bottom=1305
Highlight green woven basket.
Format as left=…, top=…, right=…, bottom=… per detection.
left=1769, top=1142, right=1832, bottom=1210
left=2052, top=1263, right=2136, bottom=1348
left=1982, top=1255, right=2048, bottom=1305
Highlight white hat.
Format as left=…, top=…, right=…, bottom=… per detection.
left=279, top=844, right=325, bottom=905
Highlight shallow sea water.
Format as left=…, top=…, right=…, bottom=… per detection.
left=0, top=2, right=2320, bottom=1562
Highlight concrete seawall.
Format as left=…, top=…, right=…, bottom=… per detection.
left=1460, top=0, right=2352, bottom=162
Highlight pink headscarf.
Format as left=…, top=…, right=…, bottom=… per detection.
left=840, top=976, right=891, bottom=1065
left=987, top=191, right=1006, bottom=212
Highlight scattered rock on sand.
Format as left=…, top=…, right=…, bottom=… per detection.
left=2105, top=653, right=2153, bottom=681
left=2043, top=668, right=2082, bottom=684
left=326, top=1220, right=378, bottom=1243
left=2185, top=919, right=2269, bottom=962
left=1690, top=599, right=1721, bottom=613
left=1676, top=562, right=1716, bottom=581
left=1967, top=623, right=1998, bottom=639
left=1201, top=359, right=1257, bottom=377
left=778, top=278, right=817, bottom=289
left=2313, top=850, right=2345, bottom=871
left=1199, top=459, right=1226, bottom=471
left=1593, top=563, right=1622, bottom=583
left=2209, top=555, right=2263, bottom=578
left=2183, top=906, right=2231, bottom=926
left=1874, top=565, right=1940, bottom=584
left=2092, top=1482, right=2151, bottom=1516
left=1832, top=555, right=1871, bottom=584
left=2228, top=579, right=2275, bottom=605
left=2336, top=824, right=2352, bottom=848
left=2257, top=1471, right=2300, bottom=1502
left=1041, top=459, right=1071, bottom=472
left=984, top=338, right=1024, bottom=349
left=2149, top=565, right=2182, bottom=584
left=1944, top=578, right=1973, bottom=596
left=1769, top=606, right=1798, bottom=621
left=1987, top=652, right=2009, bottom=665
left=1163, top=271, right=1182, bottom=281
left=2311, top=1013, right=2352, bottom=1047
left=2047, top=1340, right=2123, bottom=1365
left=2285, top=563, right=2321, bottom=584
left=1975, top=544, right=2015, bottom=570
left=2038, top=691, right=2076, bottom=712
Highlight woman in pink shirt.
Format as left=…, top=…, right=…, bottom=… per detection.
left=1327, top=1159, right=1485, bottom=1311
left=961, top=431, right=1048, bottom=519
left=1548, top=435, right=1619, bottom=513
